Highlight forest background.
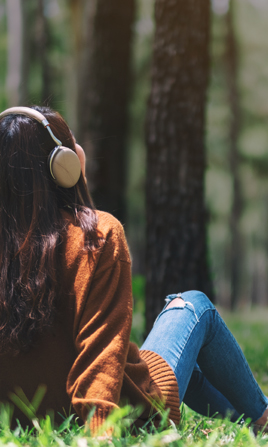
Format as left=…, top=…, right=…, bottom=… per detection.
left=1, top=0, right=268, bottom=334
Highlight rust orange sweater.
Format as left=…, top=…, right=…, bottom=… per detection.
left=0, top=211, right=180, bottom=432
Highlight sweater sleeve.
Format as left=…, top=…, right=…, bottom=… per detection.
left=66, top=216, right=132, bottom=434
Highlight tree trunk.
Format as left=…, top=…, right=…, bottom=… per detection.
left=76, top=0, right=135, bottom=224
left=69, top=0, right=93, bottom=129
left=145, top=0, right=213, bottom=332
left=7, top=0, right=51, bottom=106
left=19, top=0, right=31, bottom=104
left=36, top=0, right=51, bottom=104
left=6, top=0, right=22, bottom=105
left=225, top=0, right=243, bottom=311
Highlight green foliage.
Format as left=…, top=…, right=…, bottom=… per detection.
left=9, top=385, right=47, bottom=422
left=130, top=275, right=146, bottom=346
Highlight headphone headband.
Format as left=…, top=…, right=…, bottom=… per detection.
left=0, top=107, right=62, bottom=146
left=0, top=106, right=81, bottom=188
left=0, top=106, right=49, bottom=124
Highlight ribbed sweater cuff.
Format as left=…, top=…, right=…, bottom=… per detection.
left=140, top=350, right=181, bottom=426
left=88, top=407, right=113, bottom=436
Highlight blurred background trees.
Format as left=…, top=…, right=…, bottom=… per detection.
left=225, top=0, right=242, bottom=310
left=1, top=0, right=268, bottom=324
left=73, top=0, right=135, bottom=223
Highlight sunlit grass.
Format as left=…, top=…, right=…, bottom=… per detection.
left=1, top=306, right=268, bottom=445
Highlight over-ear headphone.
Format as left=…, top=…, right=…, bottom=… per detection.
left=0, top=106, right=81, bottom=188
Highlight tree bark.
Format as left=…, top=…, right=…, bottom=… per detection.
left=225, top=0, right=243, bottom=310
left=76, top=0, right=135, bottom=224
left=6, top=0, right=22, bottom=105
left=69, top=0, right=95, bottom=129
left=7, top=0, right=49, bottom=106
left=36, top=0, right=51, bottom=104
left=145, top=0, right=213, bottom=332
left=19, top=0, right=31, bottom=104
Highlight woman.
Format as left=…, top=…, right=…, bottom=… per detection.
left=0, top=106, right=267, bottom=434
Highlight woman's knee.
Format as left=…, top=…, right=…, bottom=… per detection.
left=180, top=290, right=215, bottom=313
left=166, top=297, right=185, bottom=309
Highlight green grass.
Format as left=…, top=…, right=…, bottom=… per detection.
left=1, top=306, right=268, bottom=445
left=221, top=307, right=268, bottom=397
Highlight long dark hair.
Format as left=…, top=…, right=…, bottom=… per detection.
left=0, top=106, right=102, bottom=354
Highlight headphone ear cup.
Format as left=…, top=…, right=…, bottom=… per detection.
left=49, top=147, right=81, bottom=188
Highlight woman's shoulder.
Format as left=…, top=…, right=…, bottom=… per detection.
left=62, top=208, right=122, bottom=228
left=62, top=209, right=131, bottom=264
left=96, top=210, right=131, bottom=264
left=96, top=210, right=125, bottom=237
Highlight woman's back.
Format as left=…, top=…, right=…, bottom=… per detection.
left=0, top=209, right=130, bottom=424
left=0, top=107, right=180, bottom=432
left=0, top=210, right=132, bottom=426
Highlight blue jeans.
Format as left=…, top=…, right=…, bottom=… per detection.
left=141, top=291, right=268, bottom=423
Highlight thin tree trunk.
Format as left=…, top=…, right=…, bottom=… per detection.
left=6, top=0, right=22, bottom=105
left=145, top=0, right=213, bottom=332
left=76, top=0, right=135, bottom=224
left=7, top=0, right=49, bottom=106
left=69, top=0, right=95, bottom=130
left=19, top=0, right=32, bottom=104
left=70, top=0, right=85, bottom=58
left=36, top=0, right=51, bottom=104
left=225, top=0, right=242, bottom=311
